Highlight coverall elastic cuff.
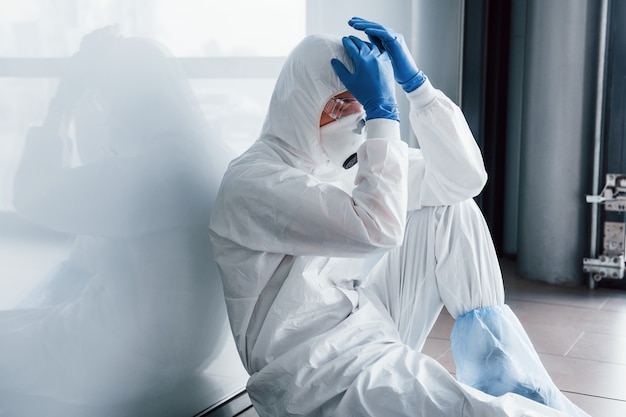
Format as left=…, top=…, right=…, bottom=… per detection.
left=365, top=118, right=401, bottom=142
left=405, top=79, right=438, bottom=110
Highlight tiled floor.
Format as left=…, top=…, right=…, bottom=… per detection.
left=236, top=258, right=626, bottom=417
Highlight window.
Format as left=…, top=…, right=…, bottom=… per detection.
left=0, top=0, right=305, bottom=210
left=0, top=2, right=304, bottom=415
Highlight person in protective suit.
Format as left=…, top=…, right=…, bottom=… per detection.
left=209, top=18, right=591, bottom=417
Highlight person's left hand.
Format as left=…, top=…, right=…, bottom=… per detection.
left=331, top=36, right=399, bottom=121
left=349, top=17, right=426, bottom=92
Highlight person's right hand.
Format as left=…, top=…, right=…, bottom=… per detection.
left=331, top=36, right=399, bottom=121
left=349, top=17, right=426, bottom=93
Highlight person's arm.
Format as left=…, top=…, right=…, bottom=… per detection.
left=210, top=123, right=408, bottom=258
left=406, top=80, right=487, bottom=209
left=211, top=36, right=408, bottom=257
left=347, top=17, right=486, bottom=209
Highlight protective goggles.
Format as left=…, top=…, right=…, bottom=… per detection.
left=323, top=96, right=364, bottom=121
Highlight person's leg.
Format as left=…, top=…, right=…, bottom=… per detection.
left=365, top=198, right=505, bottom=350
left=367, top=199, right=589, bottom=416
left=247, top=293, right=571, bottom=417
left=432, top=200, right=590, bottom=417
left=364, top=204, right=444, bottom=351
left=431, top=199, right=505, bottom=317
left=245, top=200, right=576, bottom=417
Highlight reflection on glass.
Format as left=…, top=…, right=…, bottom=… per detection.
left=0, top=27, right=238, bottom=416
left=0, top=0, right=305, bottom=57
left=190, top=78, right=276, bottom=156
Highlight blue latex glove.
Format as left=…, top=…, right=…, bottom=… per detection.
left=331, top=36, right=399, bottom=121
left=349, top=17, right=426, bottom=93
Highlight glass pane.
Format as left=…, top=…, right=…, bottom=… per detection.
left=0, top=1, right=302, bottom=413
left=0, top=78, right=57, bottom=210
left=190, top=78, right=276, bottom=156
left=0, top=77, right=275, bottom=210
left=0, top=0, right=306, bottom=57
left=0, top=13, right=281, bottom=415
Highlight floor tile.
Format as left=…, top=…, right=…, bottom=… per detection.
left=540, top=353, right=626, bottom=401
left=566, top=331, right=626, bottom=366
left=508, top=299, right=626, bottom=337
left=426, top=310, right=454, bottom=340
left=564, top=392, right=626, bottom=417
left=522, top=322, right=584, bottom=356
left=602, top=292, right=626, bottom=312
left=422, top=337, right=450, bottom=360
left=436, top=349, right=457, bottom=374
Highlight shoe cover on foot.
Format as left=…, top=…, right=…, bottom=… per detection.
left=451, top=305, right=591, bottom=417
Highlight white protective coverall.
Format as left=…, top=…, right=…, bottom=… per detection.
left=209, top=34, right=580, bottom=417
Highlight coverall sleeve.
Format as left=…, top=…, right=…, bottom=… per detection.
left=405, top=80, right=488, bottom=209
left=13, top=127, right=212, bottom=237
left=210, top=120, right=409, bottom=258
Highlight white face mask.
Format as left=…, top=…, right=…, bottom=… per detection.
left=319, top=111, right=366, bottom=169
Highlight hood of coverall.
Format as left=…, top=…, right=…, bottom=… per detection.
left=259, top=34, right=354, bottom=171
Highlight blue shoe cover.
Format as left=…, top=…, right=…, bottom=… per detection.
left=451, top=305, right=591, bottom=417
